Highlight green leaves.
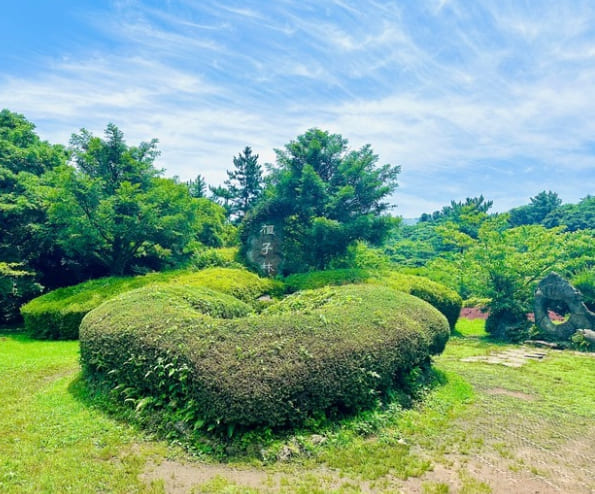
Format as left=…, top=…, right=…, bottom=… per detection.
left=44, top=125, right=203, bottom=275
left=241, top=129, right=400, bottom=274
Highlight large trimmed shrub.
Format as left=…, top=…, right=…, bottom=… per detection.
left=21, top=267, right=275, bottom=339
left=375, top=272, right=462, bottom=330
left=80, top=284, right=449, bottom=430
left=284, top=269, right=462, bottom=329
left=283, top=269, right=371, bottom=292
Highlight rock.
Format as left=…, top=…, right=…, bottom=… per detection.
left=534, top=272, right=595, bottom=341
left=277, top=445, right=293, bottom=462
left=524, top=340, right=562, bottom=349
left=310, top=434, right=327, bottom=446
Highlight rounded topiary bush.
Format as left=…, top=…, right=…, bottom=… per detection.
left=283, top=269, right=462, bottom=330
left=283, top=269, right=371, bottom=292
left=375, top=272, right=462, bottom=330
left=80, top=284, right=449, bottom=430
left=21, top=267, right=275, bottom=340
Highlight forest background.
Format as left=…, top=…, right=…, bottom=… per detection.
left=1, top=109, right=593, bottom=341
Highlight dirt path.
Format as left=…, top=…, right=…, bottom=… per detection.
left=141, top=345, right=595, bottom=493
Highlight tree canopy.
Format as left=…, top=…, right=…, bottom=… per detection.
left=241, top=128, right=400, bottom=274
left=211, top=146, right=263, bottom=223
left=42, top=125, right=200, bottom=275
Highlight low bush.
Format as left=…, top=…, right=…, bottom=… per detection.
left=0, top=262, right=42, bottom=325
left=192, top=247, right=242, bottom=270
left=283, top=269, right=462, bottom=330
left=375, top=272, right=462, bottom=330
left=572, top=270, right=595, bottom=312
left=21, top=267, right=275, bottom=340
left=80, top=284, right=449, bottom=431
left=283, top=269, right=371, bottom=292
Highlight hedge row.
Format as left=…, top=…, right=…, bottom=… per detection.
left=80, top=284, right=449, bottom=430
left=284, top=269, right=462, bottom=329
left=21, top=267, right=275, bottom=339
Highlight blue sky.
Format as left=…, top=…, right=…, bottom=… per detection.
left=2, top=1, right=594, bottom=217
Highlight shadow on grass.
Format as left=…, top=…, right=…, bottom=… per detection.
left=67, top=361, right=452, bottom=461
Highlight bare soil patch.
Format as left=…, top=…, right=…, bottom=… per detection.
left=461, top=347, right=548, bottom=367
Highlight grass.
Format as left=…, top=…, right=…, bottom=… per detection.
left=1, top=318, right=594, bottom=493
left=0, top=330, right=170, bottom=494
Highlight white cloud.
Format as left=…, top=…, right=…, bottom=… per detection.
left=2, top=0, right=594, bottom=216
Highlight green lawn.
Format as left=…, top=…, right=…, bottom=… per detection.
left=0, top=331, right=168, bottom=493
left=1, top=322, right=594, bottom=493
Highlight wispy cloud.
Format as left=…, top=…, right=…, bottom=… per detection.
left=1, top=0, right=594, bottom=216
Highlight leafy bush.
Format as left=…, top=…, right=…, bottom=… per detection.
left=80, top=284, right=449, bottom=431
left=192, top=247, right=242, bottom=270
left=572, top=271, right=595, bottom=312
left=283, top=269, right=462, bottom=330
left=21, top=267, right=275, bottom=339
left=0, top=263, right=42, bottom=324
left=283, top=269, right=371, bottom=292
left=375, top=272, right=462, bottom=330
left=170, top=267, right=279, bottom=303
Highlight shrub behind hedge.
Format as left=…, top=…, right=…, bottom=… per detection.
left=21, top=267, right=275, bottom=340
left=80, top=284, right=449, bottom=430
left=283, top=269, right=462, bottom=329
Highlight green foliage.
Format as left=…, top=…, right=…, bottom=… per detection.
left=192, top=247, right=242, bottom=270
left=0, top=262, right=42, bottom=324
left=186, top=173, right=207, bottom=198
left=80, top=284, right=449, bottom=432
left=240, top=129, right=400, bottom=274
left=283, top=269, right=461, bottom=330
left=0, top=109, right=68, bottom=294
left=571, top=270, right=595, bottom=312
left=210, top=146, right=263, bottom=223
left=192, top=197, right=229, bottom=248
left=376, top=272, right=462, bottom=330
left=570, top=330, right=594, bottom=352
left=419, top=195, right=493, bottom=239
left=283, top=269, right=371, bottom=292
left=509, top=190, right=562, bottom=227
left=21, top=267, right=274, bottom=339
left=329, top=240, right=392, bottom=270
left=42, top=124, right=206, bottom=275
left=543, top=195, right=594, bottom=231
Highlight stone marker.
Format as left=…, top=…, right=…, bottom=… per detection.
left=534, top=272, right=595, bottom=343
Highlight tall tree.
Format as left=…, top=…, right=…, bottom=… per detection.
left=44, top=124, right=198, bottom=275
left=241, top=128, right=400, bottom=274
left=186, top=174, right=207, bottom=198
left=543, top=195, right=594, bottom=231
left=419, top=195, right=493, bottom=239
left=509, top=190, right=562, bottom=227
left=0, top=110, right=68, bottom=284
left=211, top=146, right=263, bottom=223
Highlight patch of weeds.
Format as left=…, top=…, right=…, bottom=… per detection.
left=422, top=481, right=450, bottom=493
left=493, top=442, right=514, bottom=459
left=320, top=437, right=431, bottom=480
left=458, top=471, right=492, bottom=493
left=191, top=475, right=259, bottom=493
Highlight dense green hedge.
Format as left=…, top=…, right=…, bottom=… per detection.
left=283, top=269, right=462, bottom=329
left=375, top=272, right=462, bottom=330
left=21, top=267, right=275, bottom=340
left=572, top=271, right=595, bottom=312
left=80, top=284, right=449, bottom=430
left=283, top=269, right=371, bottom=292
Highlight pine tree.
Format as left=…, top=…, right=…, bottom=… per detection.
left=211, top=146, right=263, bottom=223
left=186, top=174, right=207, bottom=198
